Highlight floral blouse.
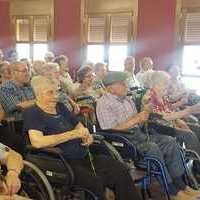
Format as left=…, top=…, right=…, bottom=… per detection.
left=141, top=89, right=190, bottom=130
left=142, top=89, right=172, bottom=114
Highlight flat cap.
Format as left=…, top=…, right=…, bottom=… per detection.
left=102, top=71, right=128, bottom=86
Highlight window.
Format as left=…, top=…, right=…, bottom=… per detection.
left=108, top=45, right=128, bottom=71
left=181, top=11, right=200, bottom=93
left=86, top=13, right=132, bottom=71
left=15, top=16, right=50, bottom=61
left=87, top=45, right=104, bottom=63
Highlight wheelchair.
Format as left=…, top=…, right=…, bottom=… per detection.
left=75, top=94, right=200, bottom=200
left=1, top=119, right=125, bottom=200
left=0, top=120, right=101, bottom=200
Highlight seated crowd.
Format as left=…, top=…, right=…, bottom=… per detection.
left=1, top=49, right=200, bottom=200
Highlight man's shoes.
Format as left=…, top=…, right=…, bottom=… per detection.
left=171, top=190, right=196, bottom=200
left=183, top=186, right=200, bottom=197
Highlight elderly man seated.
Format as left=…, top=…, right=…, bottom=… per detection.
left=0, top=61, right=35, bottom=123
left=0, top=61, right=35, bottom=153
left=0, top=143, right=28, bottom=200
left=96, top=72, right=199, bottom=200
left=23, top=75, right=142, bottom=200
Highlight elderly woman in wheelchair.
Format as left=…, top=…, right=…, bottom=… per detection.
left=141, top=71, right=200, bottom=174
left=22, top=75, right=141, bottom=200
left=96, top=71, right=200, bottom=200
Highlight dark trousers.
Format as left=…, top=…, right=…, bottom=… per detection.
left=0, top=123, right=24, bottom=154
left=68, top=155, right=141, bottom=200
left=124, top=128, right=186, bottom=195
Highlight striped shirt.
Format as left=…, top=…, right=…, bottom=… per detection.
left=0, top=80, right=35, bottom=121
left=96, top=93, right=138, bottom=130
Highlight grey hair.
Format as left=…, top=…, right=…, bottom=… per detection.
left=143, top=71, right=170, bottom=88
left=31, top=75, right=55, bottom=96
left=39, top=62, right=60, bottom=75
left=44, top=51, right=55, bottom=59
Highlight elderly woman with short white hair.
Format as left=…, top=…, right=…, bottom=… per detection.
left=141, top=71, right=200, bottom=162
left=38, top=62, right=80, bottom=114
left=23, top=75, right=141, bottom=200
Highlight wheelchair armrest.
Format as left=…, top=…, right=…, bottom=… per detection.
left=25, top=145, right=75, bottom=185
left=97, top=129, right=133, bottom=137
left=76, top=95, right=95, bottom=102
left=26, top=145, right=63, bottom=156
left=92, top=134, right=104, bottom=141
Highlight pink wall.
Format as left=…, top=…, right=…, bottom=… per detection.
left=0, top=1, right=13, bottom=53
left=54, top=0, right=81, bottom=73
left=136, top=0, right=177, bottom=70
left=0, top=0, right=177, bottom=70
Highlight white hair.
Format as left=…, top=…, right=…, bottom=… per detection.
left=39, top=62, right=60, bottom=75
left=143, top=71, right=170, bottom=88
left=44, top=51, right=55, bottom=59
left=31, top=75, right=55, bottom=96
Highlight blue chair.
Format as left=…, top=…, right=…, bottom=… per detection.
left=96, top=130, right=173, bottom=200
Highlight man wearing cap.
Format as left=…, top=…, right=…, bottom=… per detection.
left=96, top=71, right=199, bottom=200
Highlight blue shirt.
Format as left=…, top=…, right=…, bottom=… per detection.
left=0, top=80, right=35, bottom=121
left=23, top=103, right=87, bottom=159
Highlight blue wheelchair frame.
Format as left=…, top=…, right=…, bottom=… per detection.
left=96, top=130, right=192, bottom=200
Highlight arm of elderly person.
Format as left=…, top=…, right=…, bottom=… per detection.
left=162, top=107, right=193, bottom=121
left=0, top=145, right=23, bottom=195
left=163, top=102, right=200, bottom=121
left=96, top=100, right=149, bottom=131
left=113, top=111, right=149, bottom=131
left=171, top=96, right=188, bottom=110
left=16, top=100, right=35, bottom=110
left=28, top=122, right=91, bottom=149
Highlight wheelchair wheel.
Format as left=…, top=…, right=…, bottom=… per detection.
left=19, top=160, right=56, bottom=200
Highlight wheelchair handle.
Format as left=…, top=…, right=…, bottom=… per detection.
left=98, top=129, right=133, bottom=136
left=92, top=134, right=105, bottom=141
left=76, top=95, right=95, bottom=102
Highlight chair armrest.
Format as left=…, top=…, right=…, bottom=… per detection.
left=96, top=129, right=133, bottom=137
left=76, top=95, right=95, bottom=102
left=92, top=134, right=104, bottom=141
left=26, top=145, right=63, bottom=156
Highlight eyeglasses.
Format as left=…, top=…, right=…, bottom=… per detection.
left=14, top=69, right=28, bottom=73
left=85, top=73, right=95, bottom=79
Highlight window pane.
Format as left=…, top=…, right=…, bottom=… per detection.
left=110, top=15, right=130, bottom=43
left=33, top=16, right=49, bottom=42
left=88, top=16, right=106, bottom=43
left=33, top=43, right=48, bottom=60
left=108, top=45, right=128, bottom=71
left=16, top=43, right=30, bottom=59
left=182, top=45, right=200, bottom=76
left=184, top=12, right=200, bottom=43
left=16, top=19, right=30, bottom=42
left=87, top=45, right=104, bottom=63
left=182, top=77, right=200, bottom=95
